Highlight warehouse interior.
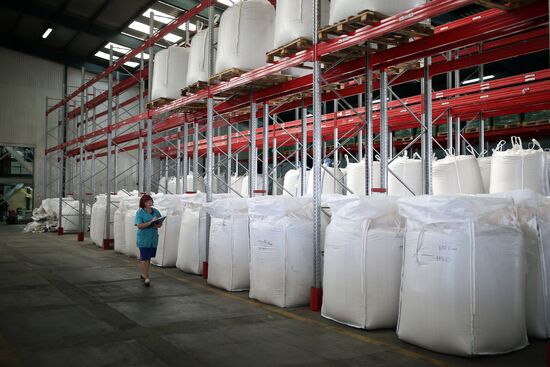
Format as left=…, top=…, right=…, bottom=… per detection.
left=0, top=0, right=549, bottom=366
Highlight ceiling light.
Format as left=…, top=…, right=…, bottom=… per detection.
left=217, top=0, right=235, bottom=6
left=124, top=61, right=139, bottom=68
left=143, top=8, right=174, bottom=24
left=42, top=27, right=53, bottom=39
left=163, top=33, right=182, bottom=43
left=462, top=75, right=495, bottom=85
left=94, top=51, right=119, bottom=61
left=129, top=21, right=155, bottom=34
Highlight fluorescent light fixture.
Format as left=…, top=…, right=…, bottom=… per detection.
left=217, top=0, right=235, bottom=5
left=462, top=75, right=495, bottom=85
left=163, top=33, right=182, bottom=43
left=372, top=99, right=381, bottom=103
left=124, top=61, right=139, bottom=68
left=143, top=8, right=174, bottom=24
left=129, top=21, right=155, bottom=34
left=104, top=42, right=149, bottom=59
left=178, top=22, right=197, bottom=32
left=42, top=27, right=53, bottom=39
left=94, top=51, right=119, bottom=61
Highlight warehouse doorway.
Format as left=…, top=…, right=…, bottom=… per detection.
left=0, top=145, right=34, bottom=224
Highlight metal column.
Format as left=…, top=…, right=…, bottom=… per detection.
left=422, top=57, right=433, bottom=195
left=145, top=14, right=154, bottom=193
left=227, top=125, right=232, bottom=193
left=103, top=45, right=114, bottom=249
left=182, top=119, right=189, bottom=193
left=446, top=51, right=453, bottom=151
left=249, top=99, right=258, bottom=197
left=138, top=53, right=145, bottom=193
left=365, top=44, right=373, bottom=195
left=176, top=126, right=182, bottom=194
left=193, top=123, right=199, bottom=192
left=379, top=69, right=389, bottom=191
left=263, top=104, right=269, bottom=192
left=77, top=67, right=85, bottom=241
left=301, top=103, right=307, bottom=196
left=272, top=137, right=277, bottom=195
left=311, top=0, right=323, bottom=311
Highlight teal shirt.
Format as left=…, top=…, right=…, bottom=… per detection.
left=134, top=208, right=161, bottom=248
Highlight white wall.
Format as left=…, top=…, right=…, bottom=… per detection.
left=0, top=47, right=142, bottom=206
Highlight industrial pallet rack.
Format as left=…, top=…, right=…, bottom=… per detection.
left=42, top=0, right=550, bottom=310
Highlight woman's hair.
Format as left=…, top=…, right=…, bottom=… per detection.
left=139, top=194, right=153, bottom=209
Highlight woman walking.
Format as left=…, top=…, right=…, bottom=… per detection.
left=134, top=194, right=162, bottom=286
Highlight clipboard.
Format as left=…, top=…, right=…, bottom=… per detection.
left=148, top=216, right=166, bottom=228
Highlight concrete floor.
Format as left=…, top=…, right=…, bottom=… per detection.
left=0, top=224, right=547, bottom=367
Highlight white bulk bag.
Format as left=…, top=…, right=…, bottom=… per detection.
left=307, top=165, right=344, bottom=195
left=229, top=175, right=245, bottom=195
left=186, top=27, right=218, bottom=86
left=215, top=0, right=275, bottom=73
left=113, top=207, right=126, bottom=253
left=249, top=197, right=314, bottom=307
left=123, top=198, right=141, bottom=258
left=322, top=197, right=403, bottom=329
left=490, top=138, right=548, bottom=195
left=329, top=0, right=425, bottom=25
left=273, top=0, right=329, bottom=48
left=176, top=194, right=208, bottom=274
left=477, top=156, right=492, bottom=193
left=397, top=196, right=527, bottom=356
left=345, top=159, right=381, bottom=196
left=433, top=154, right=484, bottom=195
left=536, top=196, right=550, bottom=338
left=206, top=198, right=250, bottom=291
left=387, top=153, right=422, bottom=196
left=151, top=206, right=180, bottom=267
left=151, top=47, right=190, bottom=100
left=186, top=174, right=206, bottom=193
left=90, top=196, right=106, bottom=247
left=282, top=169, right=308, bottom=196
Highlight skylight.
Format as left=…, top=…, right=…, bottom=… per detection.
left=217, top=0, right=235, bottom=6
left=128, top=21, right=181, bottom=44
left=104, top=42, right=149, bottom=59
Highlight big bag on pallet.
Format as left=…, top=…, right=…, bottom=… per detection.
left=433, top=153, right=484, bottom=195
left=90, top=193, right=126, bottom=247
left=307, top=165, right=344, bottom=195
left=249, top=197, right=314, bottom=307
left=273, top=0, right=329, bottom=48
left=113, top=206, right=126, bottom=253
left=322, top=197, right=403, bottom=329
left=206, top=198, right=250, bottom=291
left=282, top=169, right=309, bottom=196
left=387, top=153, right=422, bottom=197
left=493, top=190, right=550, bottom=339
left=345, top=158, right=381, bottom=196
left=215, top=0, right=275, bottom=73
left=490, top=138, right=548, bottom=195
left=151, top=46, right=190, bottom=100
left=477, top=156, right=492, bottom=193
left=186, top=26, right=218, bottom=86
left=397, top=196, right=527, bottom=356
left=329, top=0, right=425, bottom=25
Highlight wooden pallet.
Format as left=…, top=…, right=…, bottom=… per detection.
left=146, top=97, right=174, bottom=109
left=319, top=9, right=434, bottom=46
left=266, top=37, right=313, bottom=63
left=181, top=81, right=208, bottom=96
left=208, top=68, right=248, bottom=85
left=476, top=0, right=537, bottom=10
left=521, top=120, right=550, bottom=127
left=493, top=123, right=521, bottom=130
left=396, top=137, right=414, bottom=142
left=464, top=126, right=492, bottom=134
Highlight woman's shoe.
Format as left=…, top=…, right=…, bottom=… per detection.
left=140, top=274, right=145, bottom=281
left=144, top=278, right=150, bottom=287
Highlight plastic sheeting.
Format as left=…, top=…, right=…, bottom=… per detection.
left=186, top=27, right=218, bottom=85
left=433, top=154, right=484, bottom=195
left=215, top=0, right=275, bottom=73
left=249, top=197, right=314, bottom=307
left=322, top=197, right=403, bottom=329
left=206, top=198, right=250, bottom=291
left=387, top=153, right=422, bottom=196
left=490, top=138, right=548, bottom=195
left=397, top=195, right=527, bottom=356
left=273, top=0, right=329, bottom=48
left=329, top=0, right=425, bottom=25
left=151, top=47, right=190, bottom=100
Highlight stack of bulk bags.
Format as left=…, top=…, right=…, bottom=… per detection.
left=306, top=165, right=344, bottom=195
left=344, top=159, right=381, bottom=196
left=273, top=0, right=329, bottom=48
left=215, top=0, right=275, bottom=74
left=493, top=190, right=549, bottom=339
left=432, top=154, right=484, bottom=195
left=249, top=196, right=314, bottom=307
left=206, top=197, right=250, bottom=291
left=90, top=195, right=109, bottom=247
left=397, top=196, right=527, bottom=356
left=59, top=199, right=84, bottom=232
left=123, top=196, right=142, bottom=258
left=477, top=156, right=492, bottom=193
left=282, top=169, right=308, bottom=196
left=329, top=0, right=425, bottom=25
left=322, top=197, right=404, bottom=329
left=240, top=175, right=264, bottom=197
left=490, top=138, right=548, bottom=195
left=152, top=197, right=184, bottom=267
left=176, top=193, right=208, bottom=274
left=536, top=196, right=550, bottom=338
left=151, top=47, right=190, bottom=100
left=387, top=153, right=422, bottom=196
left=186, top=26, right=218, bottom=86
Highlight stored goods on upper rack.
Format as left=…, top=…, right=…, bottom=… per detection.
left=492, top=113, right=521, bottom=130
left=397, top=195, right=527, bottom=356
left=464, top=118, right=492, bottom=134
left=476, top=0, right=539, bottom=11
left=215, top=0, right=275, bottom=74
left=151, top=47, right=190, bottom=101
left=394, top=128, right=416, bottom=142
left=186, top=27, right=218, bottom=86
left=273, top=0, right=329, bottom=49
left=522, top=110, right=550, bottom=126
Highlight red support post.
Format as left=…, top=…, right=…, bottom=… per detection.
left=310, top=287, right=323, bottom=312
